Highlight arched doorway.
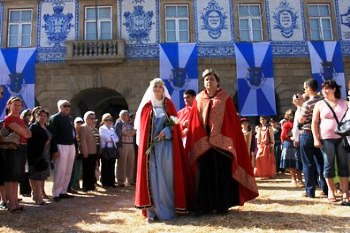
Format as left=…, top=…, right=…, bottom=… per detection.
left=71, top=88, right=128, bottom=123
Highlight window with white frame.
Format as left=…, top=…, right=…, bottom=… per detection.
left=8, top=9, right=32, bottom=47
left=165, top=5, right=189, bottom=42
left=85, top=6, right=112, bottom=40
left=308, top=4, right=333, bottom=40
left=238, top=4, right=262, bottom=41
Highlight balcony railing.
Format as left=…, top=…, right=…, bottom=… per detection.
left=66, top=39, right=125, bottom=65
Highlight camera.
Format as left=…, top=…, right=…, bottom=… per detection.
left=293, top=93, right=300, bottom=101
left=297, top=122, right=303, bottom=130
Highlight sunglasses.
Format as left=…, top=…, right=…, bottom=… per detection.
left=104, top=119, right=113, bottom=122
left=62, top=104, right=71, bottom=108
left=89, top=117, right=95, bottom=120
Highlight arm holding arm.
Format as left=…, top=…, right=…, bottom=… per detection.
left=122, top=125, right=137, bottom=137
left=8, top=122, right=31, bottom=138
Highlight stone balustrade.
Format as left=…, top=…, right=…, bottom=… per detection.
left=66, top=39, right=125, bottom=64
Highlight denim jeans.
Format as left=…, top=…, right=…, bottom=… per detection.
left=299, top=133, right=328, bottom=197
left=320, top=138, right=350, bottom=178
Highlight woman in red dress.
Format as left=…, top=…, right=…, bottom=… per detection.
left=254, top=116, right=276, bottom=178
left=186, top=69, right=258, bottom=214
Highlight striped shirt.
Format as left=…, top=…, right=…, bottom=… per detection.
left=300, top=95, right=321, bottom=131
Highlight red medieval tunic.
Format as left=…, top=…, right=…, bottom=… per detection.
left=255, top=126, right=276, bottom=178
left=135, top=98, right=188, bottom=213
left=185, top=89, right=259, bottom=208
left=177, top=106, right=192, bottom=138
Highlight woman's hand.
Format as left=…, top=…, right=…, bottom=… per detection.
left=157, top=131, right=165, bottom=139
left=293, top=140, right=299, bottom=148
left=314, top=138, right=323, bottom=148
left=53, top=152, right=60, bottom=160
left=182, top=120, right=189, bottom=128
left=182, top=128, right=188, bottom=136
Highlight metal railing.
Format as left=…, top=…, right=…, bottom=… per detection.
left=66, top=39, right=125, bottom=64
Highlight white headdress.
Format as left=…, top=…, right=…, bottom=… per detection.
left=134, top=78, right=171, bottom=145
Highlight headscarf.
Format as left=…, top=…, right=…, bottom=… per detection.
left=134, top=78, right=171, bottom=145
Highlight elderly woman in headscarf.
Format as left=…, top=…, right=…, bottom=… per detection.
left=185, top=69, right=258, bottom=215
left=134, top=78, right=188, bottom=222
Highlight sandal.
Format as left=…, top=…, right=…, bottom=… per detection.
left=327, top=197, right=337, bottom=203
left=35, top=201, right=46, bottom=206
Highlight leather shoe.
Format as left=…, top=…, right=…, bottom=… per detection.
left=318, top=191, right=328, bottom=198
left=301, top=192, right=315, bottom=198
left=67, top=189, right=78, bottom=194
left=59, top=193, right=74, bottom=199
left=53, top=196, right=61, bottom=202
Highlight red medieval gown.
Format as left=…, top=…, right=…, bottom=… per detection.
left=185, top=89, right=259, bottom=211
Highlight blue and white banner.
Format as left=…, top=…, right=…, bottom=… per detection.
left=307, top=41, right=346, bottom=97
left=234, top=42, right=276, bottom=116
left=0, top=48, right=36, bottom=117
left=160, top=43, right=198, bottom=111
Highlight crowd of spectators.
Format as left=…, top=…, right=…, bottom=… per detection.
left=1, top=72, right=349, bottom=220
left=240, top=78, right=350, bottom=206
left=0, top=95, right=137, bottom=212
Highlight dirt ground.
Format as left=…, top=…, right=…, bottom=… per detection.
left=0, top=174, right=349, bottom=233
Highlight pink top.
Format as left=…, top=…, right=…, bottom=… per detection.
left=318, top=99, right=348, bottom=139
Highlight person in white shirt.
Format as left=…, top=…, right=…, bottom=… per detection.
left=99, top=113, right=119, bottom=188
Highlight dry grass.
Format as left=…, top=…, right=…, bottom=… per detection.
left=1, top=174, right=350, bottom=233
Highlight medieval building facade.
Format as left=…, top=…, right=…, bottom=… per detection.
left=0, top=0, right=350, bottom=118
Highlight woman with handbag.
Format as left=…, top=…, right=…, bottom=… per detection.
left=280, top=109, right=303, bottom=187
left=312, top=80, right=349, bottom=205
left=28, top=109, right=58, bottom=205
left=99, top=113, right=119, bottom=188
left=3, top=97, right=31, bottom=212
left=79, top=111, right=98, bottom=192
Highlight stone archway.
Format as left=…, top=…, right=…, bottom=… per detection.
left=71, top=87, right=128, bottom=122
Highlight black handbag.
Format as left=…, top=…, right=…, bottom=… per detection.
left=34, top=157, right=49, bottom=172
left=101, top=147, right=119, bottom=160
left=335, top=118, right=350, bottom=136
